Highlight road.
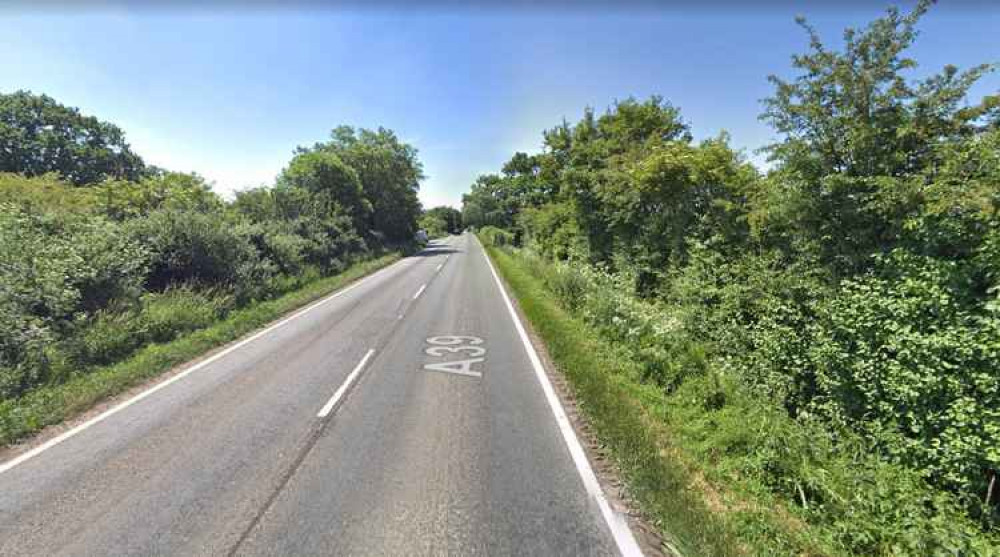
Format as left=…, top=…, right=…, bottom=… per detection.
left=0, top=233, right=641, bottom=556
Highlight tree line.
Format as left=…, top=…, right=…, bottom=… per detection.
left=464, top=1, right=999, bottom=549
left=0, top=91, right=424, bottom=404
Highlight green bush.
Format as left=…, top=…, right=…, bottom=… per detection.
left=479, top=226, right=515, bottom=247
left=71, top=218, right=150, bottom=311
left=0, top=178, right=377, bottom=406
left=0, top=203, right=151, bottom=397
left=671, top=370, right=995, bottom=556
left=126, top=209, right=273, bottom=301
left=0, top=172, right=97, bottom=214
left=243, top=221, right=309, bottom=276
left=290, top=213, right=366, bottom=274
left=0, top=203, right=148, bottom=321
left=0, top=302, right=53, bottom=400
left=807, top=252, right=1000, bottom=503
left=59, top=308, right=147, bottom=369
left=511, top=247, right=1000, bottom=553
left=49, top=288, right=231, bottom=379
left=519, top=201, right=588, bottom=260
left=140, top=287, right=232, bottom=344
left=0, top=103, right=417, bottom=421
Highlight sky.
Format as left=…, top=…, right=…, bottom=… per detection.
left=1, top=1, right=998, bottom=208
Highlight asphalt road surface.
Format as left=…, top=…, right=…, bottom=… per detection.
left=0, top=233, right=641, bottom=556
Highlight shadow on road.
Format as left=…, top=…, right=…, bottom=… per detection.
left=413, top=246, right=461, bottom=257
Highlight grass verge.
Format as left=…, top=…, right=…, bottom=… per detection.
left=485, top=244, right=744, bottom=557
left=0, top=253, right=400, bottom=447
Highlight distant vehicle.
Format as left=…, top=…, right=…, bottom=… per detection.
left=415, top=229, right=429, bottom=243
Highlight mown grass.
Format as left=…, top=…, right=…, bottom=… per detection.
left=0, top=253, right=400, bottom=447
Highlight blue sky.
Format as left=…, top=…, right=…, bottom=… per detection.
left=2, top=2, right=997, bottom=208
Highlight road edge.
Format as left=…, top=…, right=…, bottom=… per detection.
left=0, top=253, right=408, bottom=473
left=476, top=234, right=651, bottom=557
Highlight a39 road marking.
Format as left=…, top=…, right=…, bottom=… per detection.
left=422, top=335, right=485, bottom=378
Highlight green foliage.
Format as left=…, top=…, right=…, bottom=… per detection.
left=757, top=0, right=998, bottom=276
left=0, top=90, right=145, bottom=184
left=464, top=2, right=1000, bottom=546
left=289, top=212, right=366, bottom=274
left=0, top=172, right=98, bottom=214
left=299, top=126, right=423, bottom=243
left=465, top=97, right=753, bottom=290
left=0, top=202, right=149, bottom=322
left=94, top=171, right=223, bottom=220
left=125, top=209, right=273, bottom=300
left=805, top=252, right=1000, bottom=502
left=762, top=0, right=996, bottom=181
left=0, top=254, right=400, bottom=447
left=242, top=220, right=310, bottom=276
left=279, top=150, right=371, bottom=234
left=422, top=205, right=463, bottom=235
left=519, top=201, right=587, bottom=260
left=477, top=226, right=514, bottom=247
left=139, top=287, right=233, bottom=344
left=232, top=183, right=369, bottom=274
left=0, top=201, right=149, bottom=398
left=418, top=211, right=448, bottom=238
left=0, top=94, right=420, bottom=413
left=462, top=173, right=518, bottom=230
left=499, top=246, right=1000, bottom=555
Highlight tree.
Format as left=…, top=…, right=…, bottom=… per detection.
left=418, top=212, right=448, bottom=238
left=0, top=91, right=145, bottom=185
left=95, top=171, right=222, bottom=220
left=758, top=0, right=999, bottom=275
left=423, top=206, right=463, bottom=234
left=461, top=174, right=515, bottom=230
left=299, top=126, right=423, bottom=243
left=762, top=0, right=997, bottom=180
left=279, top=150, right=371, bottom=234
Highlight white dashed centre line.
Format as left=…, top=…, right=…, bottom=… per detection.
left=413, top=284, right=427, bottom=300
left=317, top=349, right=376, bottom=418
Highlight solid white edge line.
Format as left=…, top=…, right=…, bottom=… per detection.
left=0, top=258, right=411, bottom=476
left=412, top=283, right=427, bottom=300
left=317, top=348, right=375, bottom=418
left=479, top=238, right=644, bottom=557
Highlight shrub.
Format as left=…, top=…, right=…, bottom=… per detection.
left=290, top=213, right=366, bottom=274
left=479, top=226, right=515, bottom=247
left=0, top=300, right=53, bottom=399
left=140, top=287, right=232, bottom=344
left=805, top=251, right=1000, bottom=503
left=58, top=308, right=147, bottom=369
left=671, top=371, right=995, bottom=555
left=126, top=209, right=273, bottom=299
left=0, top=203, right=149, bottom=321
left=243, top=221, right=309, bottom=276
left=0, top=172, right=97, bottom=214
left=512, top=247, right=1000, bottom=553
left=71, top=218, right=151, bottom=311
left=519, top=201, right=588, bottom=260
left=94, top=171, right=223, bottom=220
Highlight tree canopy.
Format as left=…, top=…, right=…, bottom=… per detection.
left=0, top=91, right=145, bottom=185
left=298, top=126, right=423, bottom=242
